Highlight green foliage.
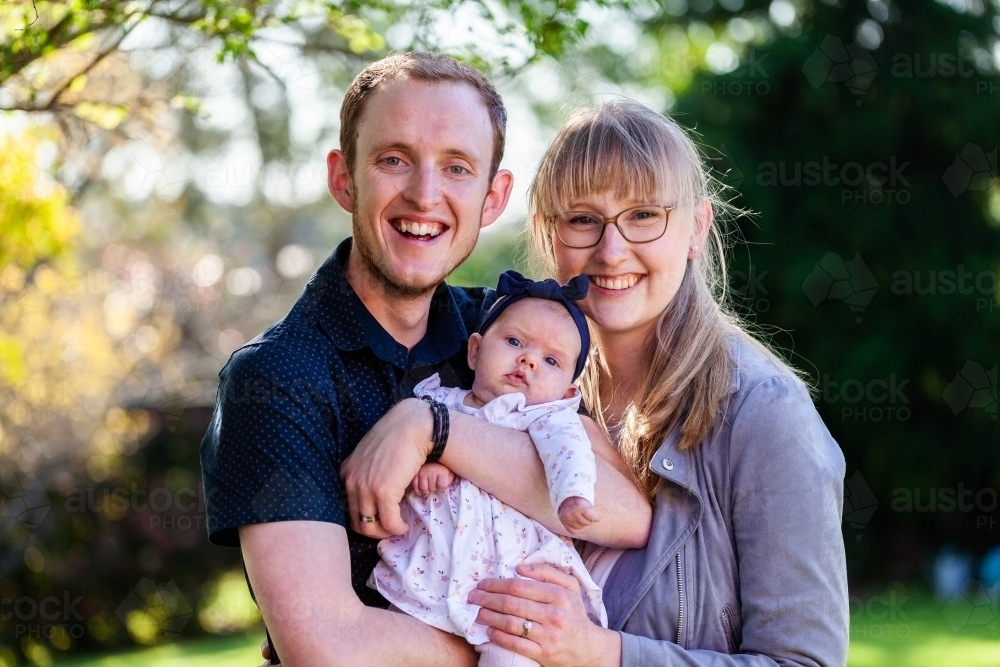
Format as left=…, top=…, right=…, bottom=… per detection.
left=651, top=1, right=1000, bottom=579
left=0, top=126, right=79, bottom=272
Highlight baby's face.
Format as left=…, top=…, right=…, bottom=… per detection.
left=467, top=298, right=581, bottom=406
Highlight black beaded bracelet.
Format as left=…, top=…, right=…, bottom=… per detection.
left=420, top=396, right=450, bottom=463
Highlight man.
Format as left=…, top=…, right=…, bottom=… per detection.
left=201, top=52, right=649, bottom=667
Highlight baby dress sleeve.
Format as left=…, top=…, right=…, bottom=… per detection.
left=525, top=401, right=597, bottom=512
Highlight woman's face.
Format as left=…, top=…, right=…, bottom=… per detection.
left=551, top=189, right=711, bottom=340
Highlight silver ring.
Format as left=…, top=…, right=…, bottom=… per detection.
left=360, top=515, right=378, bottom=523
left=520, top=619, right=533, bottom=639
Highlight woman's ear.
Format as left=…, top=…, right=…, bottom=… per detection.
left=467, top=333, right=483, bottom=371
left=688, top=198, right=714, bottom=260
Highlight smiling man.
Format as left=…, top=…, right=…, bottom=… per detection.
left=200, top=53, right=649, bottom=667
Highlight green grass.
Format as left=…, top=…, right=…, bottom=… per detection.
left=50, top=593, right=999, bottom=667
left=847, top=590, right=1000, bottom=667
left=53, top=632, right=264, bottom=667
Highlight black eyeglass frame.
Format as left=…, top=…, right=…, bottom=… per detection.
left=552, top=204, right=675, bottom=249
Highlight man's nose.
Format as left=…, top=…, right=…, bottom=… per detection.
left=404, top=164, right=442, bottom=211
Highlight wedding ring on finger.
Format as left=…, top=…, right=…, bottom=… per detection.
left=520, top=619, right=533, bottom=639
left=360, top=515, right=378, bottom=523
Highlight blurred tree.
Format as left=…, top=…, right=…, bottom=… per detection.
left=504, top=0, right=999, bottom=581
left=626, top=0, right=1000, bottom=581
left=0, top=1, right=639, bottom=663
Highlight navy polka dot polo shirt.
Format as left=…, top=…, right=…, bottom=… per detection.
left=200, top=237, right=494, bottom=607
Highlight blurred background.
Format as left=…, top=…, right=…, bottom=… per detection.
left=0, top=0, right=998, bottom=665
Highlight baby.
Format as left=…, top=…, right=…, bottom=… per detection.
left=369, top=271, right=606, bottom=667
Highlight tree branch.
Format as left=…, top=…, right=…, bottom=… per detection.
left=42, top=26, right=131, bottom=111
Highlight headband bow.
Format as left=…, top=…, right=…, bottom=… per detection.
left=477, top=271, right=591, bottom=381
left=496, top=271, right=589, bottom=303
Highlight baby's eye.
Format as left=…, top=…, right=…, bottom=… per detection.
left=544, top=357, right=559, bottom=367
left=506, top=337, right=521, bottom=347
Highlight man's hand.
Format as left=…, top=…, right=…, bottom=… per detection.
left=340, top=398, right=433, bottom=538
left=412, top=463, right=456, bottom=496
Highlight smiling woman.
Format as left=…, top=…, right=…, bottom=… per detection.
left=468, top=99, right=850, bottom=667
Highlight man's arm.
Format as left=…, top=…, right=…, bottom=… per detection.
left=341, top=399, right=650, bottom=548
left=241, top=520, right=478, bottom=667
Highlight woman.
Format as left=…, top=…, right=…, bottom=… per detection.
left=464, top=100, right=849, bottom=666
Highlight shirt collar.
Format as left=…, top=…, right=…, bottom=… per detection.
left=308, top=237, right=468, bottom=369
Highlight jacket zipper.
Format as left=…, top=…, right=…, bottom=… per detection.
left=722, top=606, right=737, bottom=653
left=675, top=551, right=685, bottom=646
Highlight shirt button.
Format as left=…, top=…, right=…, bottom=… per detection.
left=662, top=458, right=674, bottom=471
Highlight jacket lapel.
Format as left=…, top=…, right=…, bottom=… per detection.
left=607, top=426, right=705, bottom=630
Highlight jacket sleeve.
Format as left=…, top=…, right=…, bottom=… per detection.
left=619, top=373, right=849, bottom=667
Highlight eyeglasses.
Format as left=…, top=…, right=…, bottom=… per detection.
left=553, top=205, right=674, bottom=249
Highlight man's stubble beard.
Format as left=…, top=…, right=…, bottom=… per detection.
left=351, top=211, right=479, bottom=299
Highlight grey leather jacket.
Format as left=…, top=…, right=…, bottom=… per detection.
left=604, top=336, right=849, bottom=667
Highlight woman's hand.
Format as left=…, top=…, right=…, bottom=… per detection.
left=469, top=563, right=621, bottom=667
left=340, top=398, right=433, bottom=538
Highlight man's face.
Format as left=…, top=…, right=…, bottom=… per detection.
left=331, top=78, right=509, bottom=296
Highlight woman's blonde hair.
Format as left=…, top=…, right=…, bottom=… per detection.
left=528, top=100, right=807, bottom=498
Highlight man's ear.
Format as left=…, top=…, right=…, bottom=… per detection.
left=467, top=333, right=483, bottom=371
left=479, top=169, right=514, bottom=230
left=327, top=149, right=354, bottom=213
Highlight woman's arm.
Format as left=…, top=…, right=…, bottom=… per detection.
left=443, top=408, right=649, bottom=547
left=340, top=398, right=650, bottom=548
left=472, top=374, right=850, bottom=667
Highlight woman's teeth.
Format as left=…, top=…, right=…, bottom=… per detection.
left=394, top=220, right=444, bottom=238
left=592, top=275, right=640, bottom=290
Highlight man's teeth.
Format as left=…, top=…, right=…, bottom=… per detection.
left=592, top=275, right=640, bottom=290
left=395, top=220, right=443, bottom=237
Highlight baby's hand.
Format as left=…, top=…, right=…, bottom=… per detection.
left=411, top=462, right=456, bottom=496
left=558, top=496, right=601, bottom=532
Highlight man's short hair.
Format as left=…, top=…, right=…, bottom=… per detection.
left=340, top=52, right=507, bottom=179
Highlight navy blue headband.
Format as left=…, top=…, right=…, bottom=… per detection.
left=476, top=270, right=591, bottom=381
